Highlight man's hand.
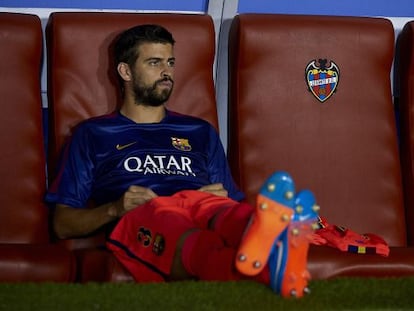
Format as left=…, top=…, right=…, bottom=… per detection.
left=109, top=185, right=158, bottom=217
left=198, top=183, right=228, bottom=197
left=54, top=186, right=158, bottom=239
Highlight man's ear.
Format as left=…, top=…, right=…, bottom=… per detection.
left=117, top=62, right=132, bottom=81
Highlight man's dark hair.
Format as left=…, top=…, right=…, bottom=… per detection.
left=114, top=24, right=175, bottom=68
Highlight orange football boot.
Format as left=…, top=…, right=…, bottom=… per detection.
left=235, top=171, right=295, bottom=276
left=269, top=189, right=319, bottom=298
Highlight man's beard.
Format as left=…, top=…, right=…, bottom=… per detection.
left=132, top=76, right=174, bottom=107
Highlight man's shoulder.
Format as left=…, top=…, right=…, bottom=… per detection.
left=69, top=111, right=122, bottom=137
left=77, top=111, right=120, bottom=127
left=166, top=110, right=212, bottom=127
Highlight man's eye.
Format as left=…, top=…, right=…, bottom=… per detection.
left=168, top=60, right=175, bottom=67
left=149, top=61, right=159, bottom=66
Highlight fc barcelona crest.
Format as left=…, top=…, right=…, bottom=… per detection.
left=171, top=137, right=192, bottom=151
left=305, top=59, right=340, bottom=103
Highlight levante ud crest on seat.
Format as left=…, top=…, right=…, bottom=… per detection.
left=305, top=59, right=340, bottom=103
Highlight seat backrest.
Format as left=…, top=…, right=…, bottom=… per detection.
left=46, top=12, right=218, bottom=178
left=0, top=13, right=49, bottom=243
left=228, top=14, right=406, bottom=246
left=396, top=20, right=414, bottom=246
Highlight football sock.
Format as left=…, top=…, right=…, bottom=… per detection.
left=310, top=216, right=390, bottom=257
left=211, top=202, right=254, bottom=248
left=181, top=229, right=269, bottom=283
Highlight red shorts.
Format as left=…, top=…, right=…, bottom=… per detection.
left=107, top=190, right=239, bottom=282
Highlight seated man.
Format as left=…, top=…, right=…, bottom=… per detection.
left=45, top=24, right=319, bottom=298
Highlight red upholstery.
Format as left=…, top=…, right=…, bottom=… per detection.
left=0, top=12, right=75, bottom=282
left=46, top=12, right=218, bottom=282
left=396, top=21, right=414, bottom=246
left=228, top=14, right=414, bottom=278
left=0, top=245, right=75, bottom=282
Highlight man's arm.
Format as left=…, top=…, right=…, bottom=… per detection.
left=53, top=183, right=228, bottom=239
left=53, top=185, right=158, bottom=239
left=53, top=203, right=116, bottom=239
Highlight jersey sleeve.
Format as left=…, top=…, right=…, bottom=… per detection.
left=206, top=126, right=245, bottom=202
left=45, top=124, right=96, bottom=208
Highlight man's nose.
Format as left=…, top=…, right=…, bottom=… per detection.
left=161, top=63, right=173, bottom=78
left=161, top=70, right=173, bottom=81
